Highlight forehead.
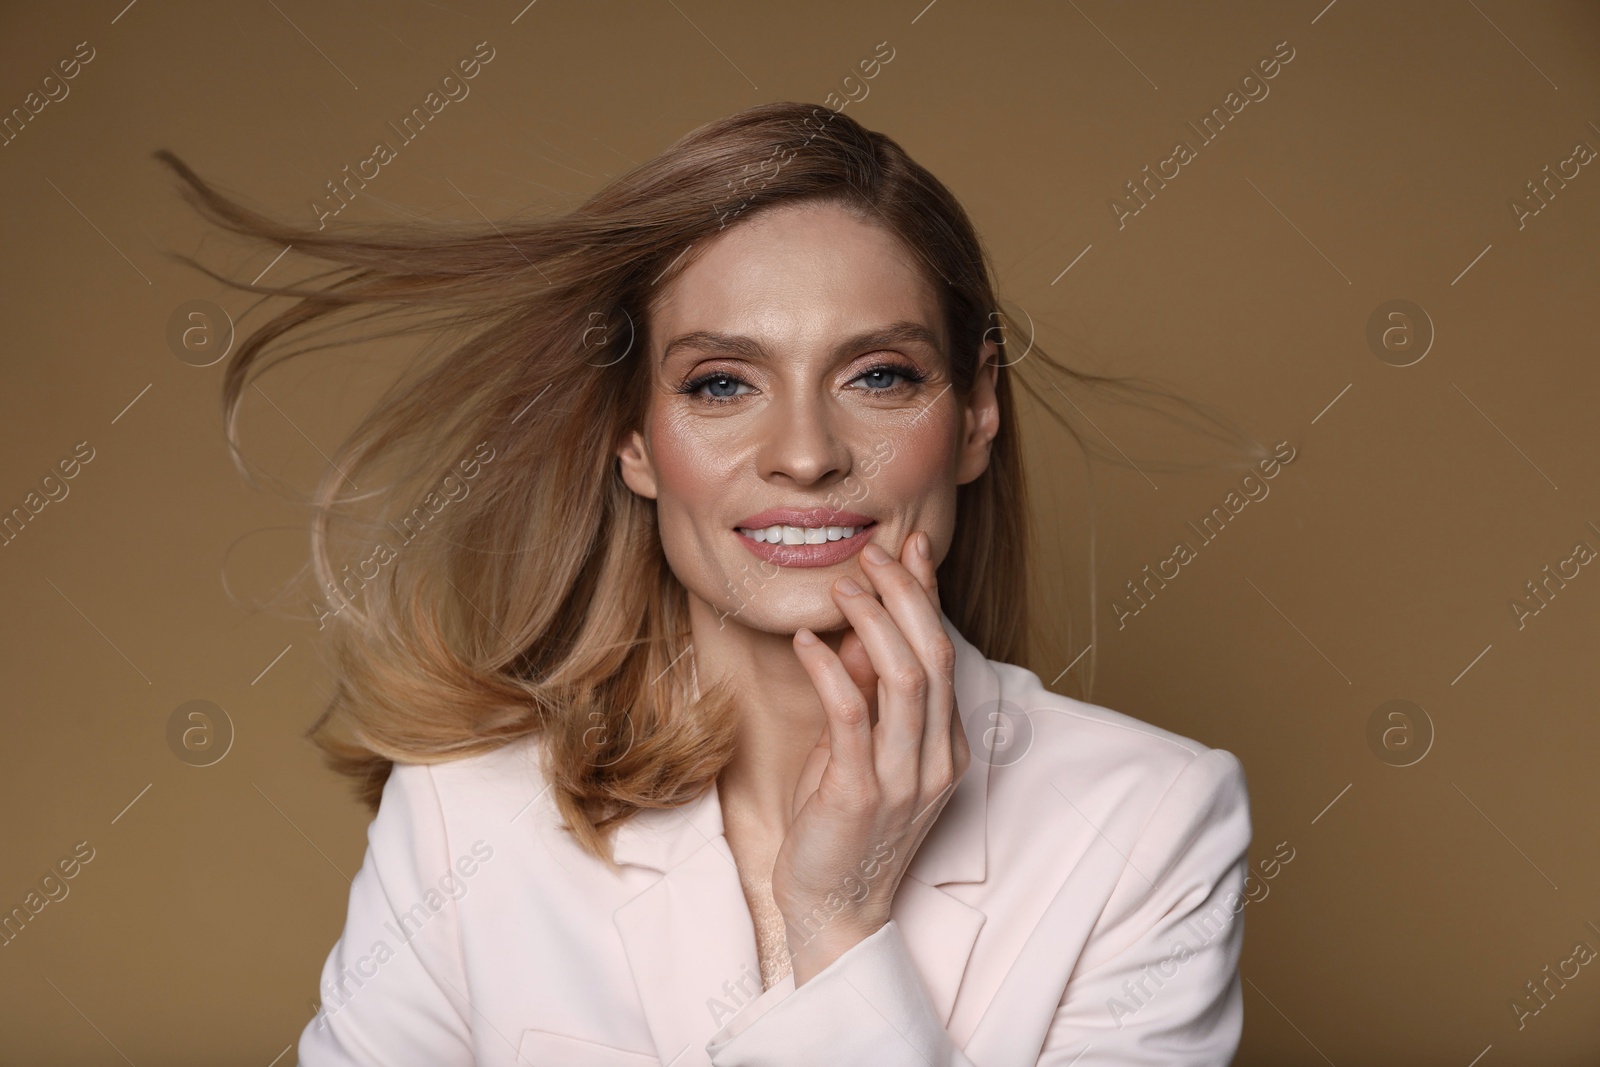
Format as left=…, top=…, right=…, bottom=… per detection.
left=649, top=200, right=944, bottom=355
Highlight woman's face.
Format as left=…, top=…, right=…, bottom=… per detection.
left=617, top=198, right=999, bottom=637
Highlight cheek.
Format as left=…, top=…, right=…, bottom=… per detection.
left=646, top=408, right=738, bottom=525
left=871, top=419, right=959, bottom=502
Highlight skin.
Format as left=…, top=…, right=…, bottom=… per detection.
left=615, top=198, right=1000, bottom=985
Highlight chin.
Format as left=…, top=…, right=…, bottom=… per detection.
left=717, top=596, right=851, bottom=637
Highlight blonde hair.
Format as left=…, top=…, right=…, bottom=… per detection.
left=158, top=101, right=1242, bottom=865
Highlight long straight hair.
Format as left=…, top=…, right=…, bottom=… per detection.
left=157, top=101, right=1249, bottom=866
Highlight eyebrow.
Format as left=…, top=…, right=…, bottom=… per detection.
left=659, top=320, right=943, bottom=367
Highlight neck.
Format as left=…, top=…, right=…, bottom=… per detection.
left=687, top=593, right=846, bottom=838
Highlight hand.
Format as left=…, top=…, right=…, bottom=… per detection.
left=770, top=530, right=972, bottom=986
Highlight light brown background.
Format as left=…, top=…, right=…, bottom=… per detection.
left=3, top=1, right=1598, bottom=1064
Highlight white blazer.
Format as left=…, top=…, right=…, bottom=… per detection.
left=298, top=611, right=1252, bottom=1066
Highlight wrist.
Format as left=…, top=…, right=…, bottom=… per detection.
left=786, top=916, right=885, bottom=987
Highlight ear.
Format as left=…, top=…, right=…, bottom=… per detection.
left=954, top=338, right=1001, bottom=486
left=615, top=429, right=659, bottom=500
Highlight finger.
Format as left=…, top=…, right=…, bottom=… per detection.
left=836, top=630, right=880, bottom=725
left=831, top=572, right=928, bottom=783
left=901, top=532, right=963, bottom=778
left=910, top=530, right=941, bottom=615
left=950, top=702, right=971, bottom=782
left=791, top=741, right=832, bottom=820
left=792, top=627, right=875, bottom=788
left=855, top=534, right=952, bottom=690
left=856, top=535, right=959, bottom=781
left=901, top=532, right=959, bottom=778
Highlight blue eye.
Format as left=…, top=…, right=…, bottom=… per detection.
left=856, top=363, right=925, bottom=390
left=681, top=372, right=752, bottom=400
left=677, top=361, right=928, bottom=404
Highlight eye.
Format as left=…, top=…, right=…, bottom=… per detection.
left=679, top=371, right=753, bottom=403
left=677, top=360, right=929, bottom=404
left=851, top=361, right=927, bottom=392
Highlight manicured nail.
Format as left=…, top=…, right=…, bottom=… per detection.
left=916, top=532, right=931, bottom=560
left=863, top=542, right=891, bottom=565
left=836, top=576, right=862, bottom=596
left=795, top=627, right=820, bottom=645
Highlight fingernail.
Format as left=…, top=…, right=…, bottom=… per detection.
left=863, top=543, right=891, bottom=565
left=836, top=576, right=862, bottom=596
left=795, top=627, right=820, bottom=645
left=916, top=532, right=931, bottom=560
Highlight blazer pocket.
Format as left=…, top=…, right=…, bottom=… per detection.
left=517, top=1028, right=661, bottom=1065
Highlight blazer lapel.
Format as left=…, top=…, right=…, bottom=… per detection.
left=890, top=611, right=998, bottom=1025
left=610, top=610, right=1001, bottom=1058
left=612, top=786, right=757, bottom=1066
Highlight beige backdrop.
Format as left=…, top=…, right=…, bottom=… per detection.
left=3, top=1, right=1598, bottom=1064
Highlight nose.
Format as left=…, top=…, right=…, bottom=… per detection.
left=755, top=388, right=852, bottom=487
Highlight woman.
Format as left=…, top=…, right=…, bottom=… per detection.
left=161, top=100, right=1252, bottom=1065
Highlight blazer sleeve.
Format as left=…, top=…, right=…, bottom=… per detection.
left=296, top=763, right=478, bottom=1067
left=705, top=746, right=1252, bottom=1066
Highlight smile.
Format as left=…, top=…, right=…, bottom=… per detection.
left=729, top=519, right=880, bottom=568
left=735, top=523, right=870, bottom=544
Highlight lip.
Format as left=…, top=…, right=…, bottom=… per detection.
left=733, top=524, right=877, bottom=568
left=734, top=507, right=875, bottom=529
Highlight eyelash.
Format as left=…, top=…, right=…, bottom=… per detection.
left=678, top=361, right=929, bottom=404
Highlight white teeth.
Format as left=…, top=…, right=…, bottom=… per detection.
left=738, top=524, right=864, bottom=544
